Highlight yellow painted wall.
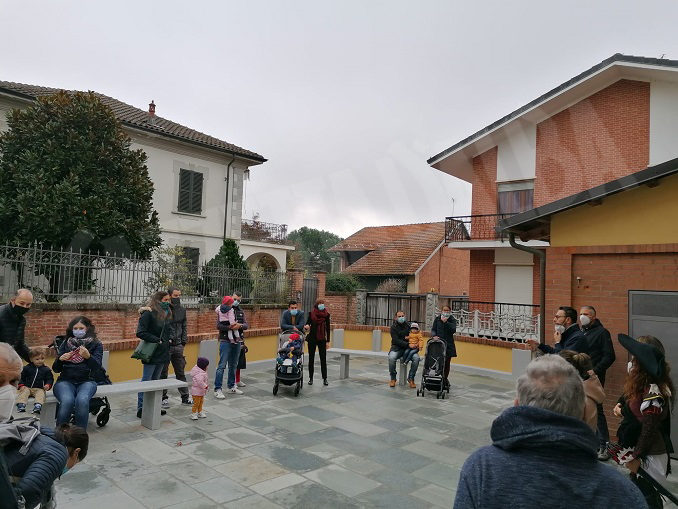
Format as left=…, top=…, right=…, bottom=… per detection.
left=343, top=330, right=374, bottom=350
left=550, top=173, right=678, bottom=246
left=451, top=341, right=512, bottom=373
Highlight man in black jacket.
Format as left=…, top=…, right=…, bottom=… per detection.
left=160, top=287, right=191, bottom=407
left=526, top=306, right=588, bottom=355
left=388, top=311, right=419, bottom=388
left=579, top=305, right=615, bottom=460
left=0, top=289, right=33, bottom=363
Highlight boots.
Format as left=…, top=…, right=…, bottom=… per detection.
left=389, top=380, right=396, bottom=388
left=408, top=379, right=416, bottom=389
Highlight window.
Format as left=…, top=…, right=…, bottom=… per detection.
left=178, top=169, right=203, bottom=214
left=176, top=246, right=200, bottom=276
left=498, top=180, right=534, bottom=215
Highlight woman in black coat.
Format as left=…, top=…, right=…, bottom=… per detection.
left=136, top=291, right=172, bottom=418
left=431, top=304, right=457, bottom=388
left=306, top=299, right=331, bottom=386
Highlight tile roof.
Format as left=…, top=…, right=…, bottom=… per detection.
left=0, top=80, right=266, bottom=162
left=330, top=222, right=445, bottom=275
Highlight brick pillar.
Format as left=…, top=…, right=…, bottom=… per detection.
left=314, top=271, right=327, bottom=299
left=356, top=289, right=367, bottom=325
left=289, top=269, right=304, bottom=301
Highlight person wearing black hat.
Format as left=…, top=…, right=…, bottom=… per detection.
left=526, top=306, right=588, bottom=355
left=614, top=334, right=674, bottom=508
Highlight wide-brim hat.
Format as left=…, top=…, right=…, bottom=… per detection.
left=618, top=333, right=665, bottom=379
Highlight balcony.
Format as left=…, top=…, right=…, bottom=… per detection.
left=241, top=219, right=289, bottom=245
left=444, top=214, right=515, bottom=243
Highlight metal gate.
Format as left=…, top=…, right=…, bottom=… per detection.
left=302, top=277, right=318, bottom=313
left=365, top=292, right=426, bottom=327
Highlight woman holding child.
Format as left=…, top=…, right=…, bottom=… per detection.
left=52, top=316, right=103, bottom=430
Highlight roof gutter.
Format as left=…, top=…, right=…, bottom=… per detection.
left=223, top=152, right=236, bottom=240
left=508, top=233, right=545, bottom=345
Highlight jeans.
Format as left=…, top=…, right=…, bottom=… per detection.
left=215, top=342, right=241, bottom=390
left=54, top=380, right=98, bottom=430
left=160, top=344, right=189, bottom=400
left=138, top=363, right=164, bottom=410
left=388, top=350, right=420, bottom=381
left=596, top=402, right=610, bottom=445
left=402, top=348, right=417, bottom=363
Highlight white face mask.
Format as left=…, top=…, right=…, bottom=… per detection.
left=0, top=385, right=17, bottom=422
left=627, top=361, right=634, bottom=374
left=554, top=324, right=566, bottom=335
left=579, top=314, right=591, bottom=327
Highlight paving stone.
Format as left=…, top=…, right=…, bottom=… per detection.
left=367, top=467, right=430, bottom=493
left=266, top=480, right=362, bottom=508
left=249, top=442, right=329, bottom=472
left=326, top=416, right=389, bottom=437
left=192, top=476, right=254, bottom=503
left=303, top=441, right=346, bottom=460
left=412, top=462, right=460, bottom=488
left=53, top=469, right=118, bottom=506
left=269, top=413, right=328, bottom=433
left=164, top=498, right=224, bottom=509
left=179, top=437, right=252, bottom=467
left=250, top=472, right=307, bottom=495
left=116, top=472, right=201, bottom=509
left=161, top=459, right=223, bottom=484
left=55, top=488, right=146, bottom=509
left=331, top=454, right=385, bottom=475
left=152, top=427, right=212, bottom=446
left=215, top=454, right=289, bottom=486
left=293, top=404, right=344, bottom=421
left=357, top=486, right=434, bottom=509
left=213, top=426, right=273, bottom=446
left=369, top=447, right=434, bottom=473
left=122, top=437, right=187, bottom=465
left=402, top=440, right=469, bottom=467
left=223, top=494, right=283, bottom=508
left=412, top=482, right=456, bottom=507
left=85, top=447, right=162, bottom=481
left=304, top=464, right=381, bottom=497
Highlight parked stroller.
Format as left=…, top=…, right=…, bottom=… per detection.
left=49, top=335, right=113, bottom=427
left=416, top=337, right=448, bottom=399
left=273, top=331, right=304, bottom=397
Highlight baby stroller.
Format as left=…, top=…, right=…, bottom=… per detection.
left=416, top=337, right=448, bottom=399
left=50, top=335, right=113, bottom=427
left=273, top=331, right=304, bottom=397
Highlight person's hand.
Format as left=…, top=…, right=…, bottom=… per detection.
left=44, top=384, right=51, bottom=391
left=79, top=346, right=90, bottom=359
left=553, top=330, right=562, bottom=343
left=303, top=325, right=310, bottom=331
left=626, top=457, right=641, bottom=474
left=59, top=352, right=74, bottom=361
left=525, top=339, right=538, bottom=352
left=613, top=403, right=623, bottom=418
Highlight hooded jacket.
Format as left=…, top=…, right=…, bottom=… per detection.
left=0, top=303, right=31, bottom=363
left=582, top=373, right=605, bottom=431
left=390, top=320, right=410, bottom=352
left=190, top=365, right=209, bottom=397
left=581, top=319, right=615, bottom=384
left=454, top=406, right=647, bottom=509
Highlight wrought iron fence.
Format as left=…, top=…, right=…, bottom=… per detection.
left=241, top=219, right=289, bottom=244
left=0, top=243, right=291, bottom=304
left=445, top=214, right=514, bottom=242
left=445, top=299, right=540, bottom=342
left=365, top=292, right=427, bottom=327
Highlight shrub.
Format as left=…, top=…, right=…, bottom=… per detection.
left=326, top=272, right=362, bottom=293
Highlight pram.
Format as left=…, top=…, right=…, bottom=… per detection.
left=273, top=331, right=304, bottom=397
left=49, top=335, right=113, bottom=427
left=416, top=337, right=448, bottom=399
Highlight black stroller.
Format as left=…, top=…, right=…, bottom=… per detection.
left=273, top=331, right=304, bottom=397
left=416, top=337, right=448, bottom=399
left=50, top=335, right=113, bottom=427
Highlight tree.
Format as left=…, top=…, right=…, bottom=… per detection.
left=287, top=227, right=342, bottom=272
left=0, top=91, right=161, bottom=256
left=199, top=239, right=252, bottom=301
left=326, top=272, right=362, bottom=293
left=144, top=246, right=197, bottom=296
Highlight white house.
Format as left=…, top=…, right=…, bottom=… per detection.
left=0, top=81, right=294, bottom=271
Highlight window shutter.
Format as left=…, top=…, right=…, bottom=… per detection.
left=177, top=169, right=203, bottom=214
left=191, top=172, right=203, bottom=214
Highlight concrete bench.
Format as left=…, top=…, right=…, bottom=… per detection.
left=327, top=348, right=413, bottom=386
left=42, top=378, right=188, bottom=430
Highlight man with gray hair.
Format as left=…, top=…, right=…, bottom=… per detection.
left=0, top=289, right=33, bottom=363
left=453, top=355, right=646, bottom=508
left=0, top=343, right=22, bottom=508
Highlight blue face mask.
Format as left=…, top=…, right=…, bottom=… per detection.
left=397, top=316, right=406, bottom=324
left=290, top=309, right=298, bottom=316
left=220, top=305, right=232, bottom=313
left=72, top=329, right=87, bottom=339
left=233, top=300, right=240, bottom=307
left=317, top=304, right=325, bottom=311
left=62, top=465, right=70, bottom=475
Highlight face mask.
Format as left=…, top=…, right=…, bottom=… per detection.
left=0, top=385, right=17, bottom=422
left=62, top=465, right=70, bottom=476
left=290, top=309, right=298, bottom=316
left=441, top=312, right=451, bottom=318
left=12, top=304, right=29, bottom=317
left=579, top=314, right=591, bottom=327
left=554, top=324, right=566, bottom=335
left=232, top=300, right=240, bottom=307
left=159, top=302, right=170, bottom=312
left=397, top=316, right=406, bottom=324
left=171, top=298, right=181, bottom=307
left=317, top=304, right=325, bottom=311
left=72, top=329, right=87, bottom=339
left=627, top=361, right=634, bottom=374
left=220, top=305, right=232, bottom=313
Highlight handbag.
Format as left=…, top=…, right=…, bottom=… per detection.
left=131, top=340, right=158, bottom=363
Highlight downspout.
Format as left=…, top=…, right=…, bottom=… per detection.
left=508, top=233, right=546, bottom=345
left=223, top=153, right=236, bottom=240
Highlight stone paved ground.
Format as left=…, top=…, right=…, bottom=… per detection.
left=53, top=356, right=678, bottom=508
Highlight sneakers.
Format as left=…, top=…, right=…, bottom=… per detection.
left=407, top=379, right=416, bottom=389
left=16, top=404, right=26, bottom=413
left=389, top=380, right=396, bottom=388
left=237, top=381, right=247, bottom=387
left=198, top=411, right=207, bottom=418
left=32, top=403, right=42, bottom=414
left=161, top=398, right=170, bottom=409
left=597, top=445, right=611, bottom=461
left=181, top=398, right=193, bottom=406
left=228, top=387, right=243, bottom=395
left=214, top=389, right=226, bottom=399
left=190, top=413, right=199, bottom=420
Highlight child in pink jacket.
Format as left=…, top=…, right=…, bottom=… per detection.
left=190, top=357, right=209, bottom=420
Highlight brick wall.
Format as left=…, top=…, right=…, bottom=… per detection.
left=324, top=293, right=357, bottom=325
left=417, top=247, right=470, bottom=295
left=535, top=79, right=650, bottom=207
left=545, top=243, right=678, bottom=437
left=469, top=250, right=495, bottom=302
left=471, top=146, right=498, bottom=216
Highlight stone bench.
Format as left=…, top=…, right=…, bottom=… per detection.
left=327, top=348, right=412, bottom=386
left=42, top=378, right=188, bottom=430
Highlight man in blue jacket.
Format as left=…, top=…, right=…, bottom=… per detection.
left=453, top=355, right=647, bottom=508
left=526, top=306, right=588, bottom=354
left=280, top=300, right=307, bottom=333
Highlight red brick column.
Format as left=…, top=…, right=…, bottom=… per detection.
left=314, top=271, right=327, bottom=299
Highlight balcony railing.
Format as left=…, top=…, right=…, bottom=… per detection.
left=445, top=214, right=515, bottom=243
left=241, top=219, right=289, bottom=244
left=446, top=299, right=540, bottom=342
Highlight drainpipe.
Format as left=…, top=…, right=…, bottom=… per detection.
left=508, top=233, right=546, bottom=345
left=223, top=153, right=236, bottom=240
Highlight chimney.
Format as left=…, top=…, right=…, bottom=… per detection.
left=148, top=100, right=156, bottom=116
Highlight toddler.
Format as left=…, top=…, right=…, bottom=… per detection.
left=277, top=333, right=303, bottom=365
left=16, top=348, right=54, bottom=414
left=190, top=357, right=209, bottom=420
left=403, top=323, right=424, bottom=363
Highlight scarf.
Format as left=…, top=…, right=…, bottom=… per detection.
left=309, top=307, right=329, bottom=341
left=66, top=336, right=94, bottom=363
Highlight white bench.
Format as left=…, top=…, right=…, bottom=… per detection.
left=327, top=348, right=413, bottom=386
left=42, top=378, right=188, bottom=430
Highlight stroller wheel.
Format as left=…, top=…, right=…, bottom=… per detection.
left=273, top=382, right=279, bottom=396
left=436, top=391, right=441, bottom=399
left=96, top=409, right=110, bottom=427
left=441, top=391, right=446, bottom=400
left=294, top=382, right=300, bottom=397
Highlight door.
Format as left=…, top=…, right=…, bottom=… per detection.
left=629, top=290, right=678, bottom=453
left=302, top=277, right=318, bottom=316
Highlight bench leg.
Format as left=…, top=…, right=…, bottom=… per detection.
left=399, top=360, right=408, bottom=386
left=141, top=391, right=163, bottom=430
left=41, top=401, right=58, bottom=428
left=339, top=354, right=349, bottom=380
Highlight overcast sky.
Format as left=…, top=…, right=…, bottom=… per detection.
left=2, top=1, right=677, bottom=238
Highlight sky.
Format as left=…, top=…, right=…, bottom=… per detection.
left=2, top=1, right=678, bottom=238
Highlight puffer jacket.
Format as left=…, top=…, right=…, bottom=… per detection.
left=19, top=364, right=54, bottom=390
left=52, top=338, right=103, bottom=384
left=0, top=449, right=18, bottom=509
left=136, top=310, right=171, bottom=365
left=390, top=320, right=410, bottom=352
left=190, top=366, right=209, bottom=397
left=0, top=303, right=31, bottom=363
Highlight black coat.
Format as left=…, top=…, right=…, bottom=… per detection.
left=306, top=311, right=330, bottom=343
left=538, top=324, right=588, bottom=355
left=581, top=319, right=615, bottom=384
left=52, top=339, right=103, bottom=384
left=431, top=315, right=457, bottom=357
left=136, top=310, right=171, bottom=365
left=232, top=304, right=249, bottom=341
left=19, top=364, right=54, bottom=389
left=169, top=303, right=188, bottom=346
left=390, top=320, right=410, bottom=352
left=0, top=303, right=31, bottom=363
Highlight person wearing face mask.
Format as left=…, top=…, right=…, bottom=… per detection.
left=280, top=300, right=307, bottom=333
left=579, top=305, right=615, bottom=461
left=0, top=288, right=33, bottom=363
left=306, top=299, right=331, bottom=386
left=431, top=305, right=457, bottom=389
left=52, top=316, right=103, bottom=430
left=135, top=291, right=172, bottom=418
left=0, top=343, right=22, bottom=509
left=388, top=311, right=419, bottom=388
left=231, top=291, right=249, bottom=389
left=526, top=306, right=588, bottom=355
left=158, top=287, right=191, bottom=408
left=214, top=296, right=242, bottom=398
